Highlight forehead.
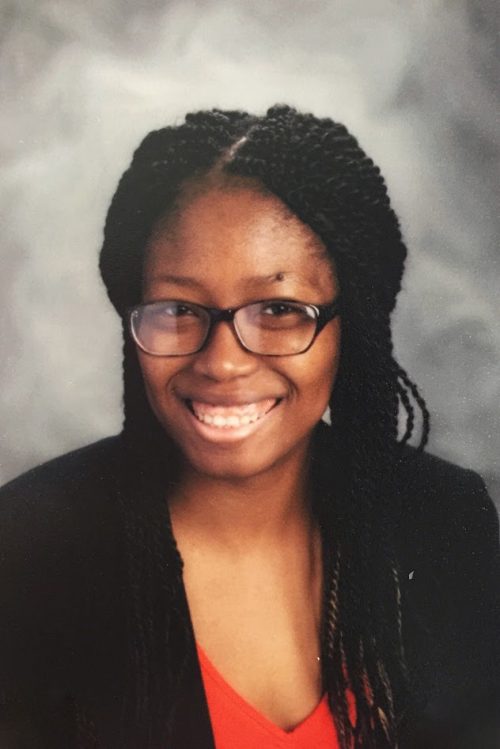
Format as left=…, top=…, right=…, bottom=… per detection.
left=144, top=186, right=336, bottom=297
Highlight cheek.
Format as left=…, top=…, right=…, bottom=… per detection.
left=285, top=325, right=341, bottom=410
left=305, top=326, right=341, bottom=392
left=136, top=353, right=177, bottom=418
left=138, top=356, right=159, bottom=396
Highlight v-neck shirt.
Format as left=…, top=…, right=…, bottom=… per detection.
left=197, top=642, right=356, bottom=748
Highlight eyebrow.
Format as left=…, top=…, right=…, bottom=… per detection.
left=148, top=274, right=204, bottom=289
left=149, top=272, right=291, bottom=287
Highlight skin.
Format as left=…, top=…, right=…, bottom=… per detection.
left=138, top=182, right=341, bottom=730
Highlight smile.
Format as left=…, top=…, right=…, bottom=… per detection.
left=189, top=398, right=277, bottom=428
left=182, top=397, right=281, bottom=442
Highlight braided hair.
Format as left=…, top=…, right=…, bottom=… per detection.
left=97, top=105, right=430, bottom=748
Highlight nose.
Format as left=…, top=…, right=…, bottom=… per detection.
left=190, top=319, right=259, bottom=381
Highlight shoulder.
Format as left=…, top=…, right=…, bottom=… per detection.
left=0, top=435, right=124, bottom=504
left=393, top=450, right=500, bottom=743
left=0, top=436, right=128, bottom=611
left=0, top=437, right=131, bottom=709
left=315, top=420, right=498, bottom=540
left=0, top=435, right=126, bottom=594
left=394, top=444, right=490, bottom=500
left=393, top=448, right=499, bottom=683
left=0, top=436, right=126, bottom=530
left=393, top=446, right=499, bottom=557
left=0, top=436, right=127, bottom=556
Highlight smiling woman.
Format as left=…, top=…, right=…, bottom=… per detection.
left=137, top=185, right=340, bottom=481
left=0, top=106, right=498, bottom=749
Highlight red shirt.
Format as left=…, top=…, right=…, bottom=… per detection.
left=197, top=643, right=356, bottom=749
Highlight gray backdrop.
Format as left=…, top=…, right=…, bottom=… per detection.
left=1, top=0, right=499, bottom=509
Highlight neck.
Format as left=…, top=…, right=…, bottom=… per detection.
left=168, top=445, right=317, bottom=553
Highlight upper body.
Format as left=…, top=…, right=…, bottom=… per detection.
left=0, top=427, right=498, bottom=748
left=1, top=105, right=498, bottom=749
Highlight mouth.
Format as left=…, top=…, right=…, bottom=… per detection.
left=185, top=397, right=280, bottom=429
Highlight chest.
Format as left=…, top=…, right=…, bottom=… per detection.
left=180, top=543, right=324, bottom=731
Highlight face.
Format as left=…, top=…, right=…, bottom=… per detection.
left=137, top=184, right=341, bottom=481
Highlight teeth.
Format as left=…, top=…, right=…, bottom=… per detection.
left=195, top=410, right=263, bottom=428
left=189, top=398, right=277, bottom=429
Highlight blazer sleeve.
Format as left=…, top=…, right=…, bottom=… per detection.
left=398, top=459, right=500, bottom=749
left=0, top=472, right=84, bottom=747
left=443, top=472, right=500, bottom=742
left=0, top=438, right=125, bottom=748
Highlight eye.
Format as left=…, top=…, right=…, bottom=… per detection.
left=260, top=301, right=314, bottom=320
left=261, top=301, right=303, bottom=316
left=157, top=301, right=201, bottom=317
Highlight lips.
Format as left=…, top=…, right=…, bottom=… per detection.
left=189, top=398, right=277, bottom=428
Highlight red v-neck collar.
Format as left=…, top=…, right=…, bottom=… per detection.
left=196, top=642, right=338, bottom=743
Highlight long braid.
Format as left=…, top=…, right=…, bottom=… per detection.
left=335, top=306, right=408, bottom=748
left=98, top=105, right=431, bottom=748
left=394, top=364, right=430, bottom=449
left=100, top=111, right=260, bottom=747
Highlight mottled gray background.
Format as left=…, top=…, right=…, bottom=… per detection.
left=1, top=0, right=499, bottom=509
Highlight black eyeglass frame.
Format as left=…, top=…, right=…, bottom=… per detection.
left=128, top=297, right=342, bottom=357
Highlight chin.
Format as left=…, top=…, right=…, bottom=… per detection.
left=183, top=447, right=274, bottom=483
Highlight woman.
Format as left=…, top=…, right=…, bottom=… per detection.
left=0, top=106, right=498, bottom=749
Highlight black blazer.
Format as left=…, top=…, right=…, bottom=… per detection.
left=0, top=428, right=498, bottom=748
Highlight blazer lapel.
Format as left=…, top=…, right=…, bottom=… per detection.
left=168, top=579, right=216, bottom=749
left=168, top=637, right=216, bottom=749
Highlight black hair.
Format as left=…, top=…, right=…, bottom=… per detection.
left=96, top=105, right=430, bottom=748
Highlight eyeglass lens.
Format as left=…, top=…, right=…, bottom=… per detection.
left=130, top=300, right=319, bottom=356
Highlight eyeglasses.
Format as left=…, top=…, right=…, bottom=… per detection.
left=129, top=298, right=341, bottom=357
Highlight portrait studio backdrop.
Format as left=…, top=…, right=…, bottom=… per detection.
left=1, top=0, right=499, bottom=508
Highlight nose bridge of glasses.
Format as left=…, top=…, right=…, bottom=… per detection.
left=208, top=307, right=237, bottom=324
left=203, top=306, right=251, bottom=354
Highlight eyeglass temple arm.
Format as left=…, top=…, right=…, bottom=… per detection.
left=316, top=298, right=342, bottom=334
